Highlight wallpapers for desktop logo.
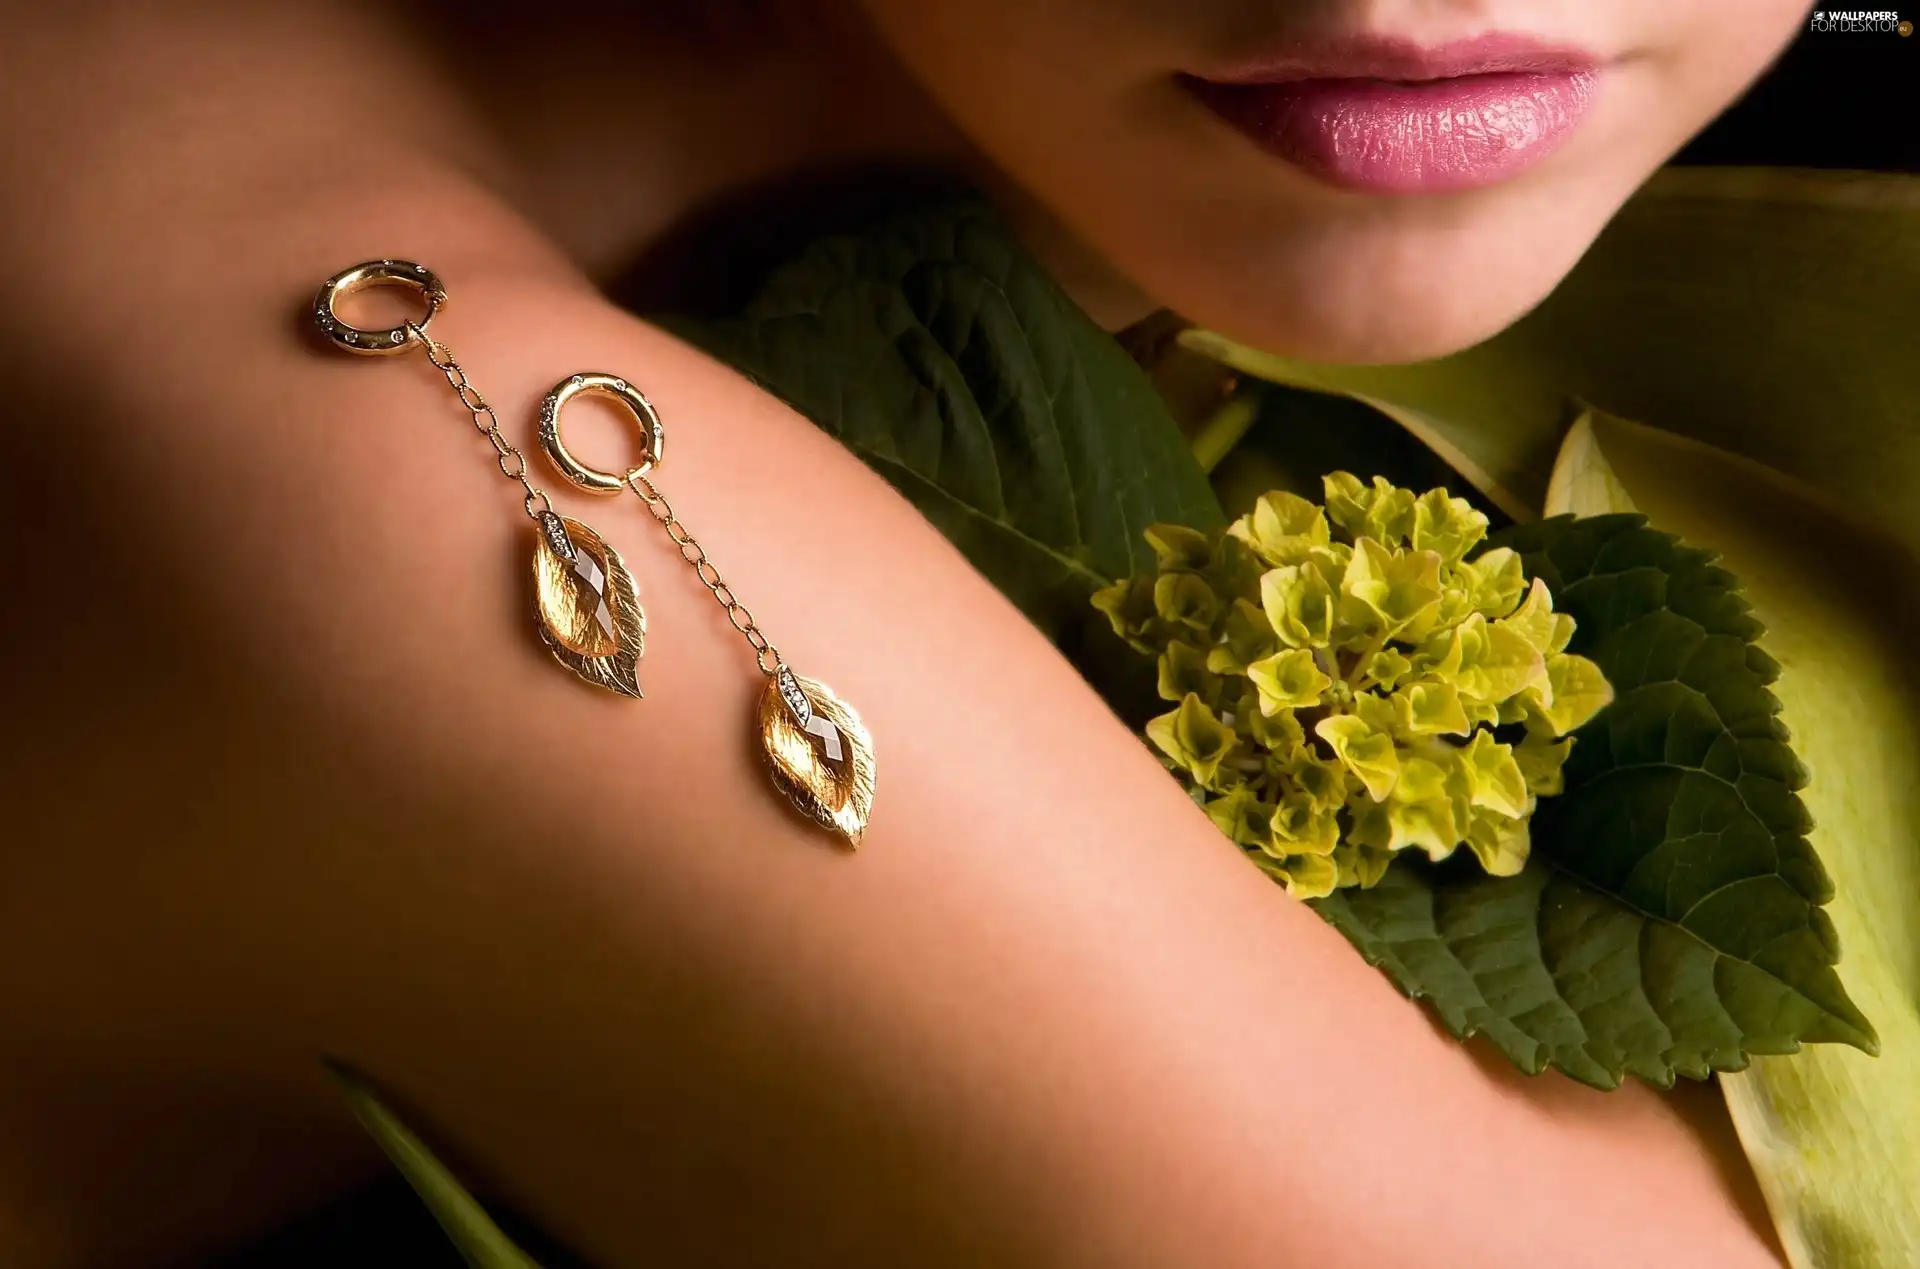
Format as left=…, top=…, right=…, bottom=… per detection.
left=1808, top=9, right=1913, bottom=33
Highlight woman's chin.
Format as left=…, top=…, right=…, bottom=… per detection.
left=1165, top=277, right=1547, bottom=367
left=1126, top=219, right=1599, bottom=365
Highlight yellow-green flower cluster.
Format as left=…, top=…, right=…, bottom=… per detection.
left=1093, top=474, right=1614, bottom=899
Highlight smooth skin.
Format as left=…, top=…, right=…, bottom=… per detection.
left=0, top=3, right=1800, bottom=1266
left=855, top=0, right=1816, bottom=359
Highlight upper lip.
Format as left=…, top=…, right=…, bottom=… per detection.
left=1192, top=33, right=1602, bottom=84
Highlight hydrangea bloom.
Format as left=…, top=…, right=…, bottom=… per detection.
left=1093, top=474, right=1614, bottom=899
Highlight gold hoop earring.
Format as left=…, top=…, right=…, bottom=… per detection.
left=312, top=261, right=646, bottom=699
left=536, top=372, right=876, bottom=847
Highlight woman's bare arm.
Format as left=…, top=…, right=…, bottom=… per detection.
left=0, top=6, right=1776, bottom=1267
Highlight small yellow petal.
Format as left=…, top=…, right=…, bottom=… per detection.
left=1260, top=565, right=1337, bottom=650
left=1154, top=572, right=1221, bottom=636
left=1385, top=797, right=1461, bottom=862
left=1362, top=647, right=1414, bottom=691
left=1248, top=648, right=1333, bottom=714
left=1411, top=487, right=1490, bottom=566
left=1157, top=640, right=1219, bottom=704
left=1143, top=523, right=1214, bottom=572
left=1148, top=693, right=1239, bottom=788
left=1091, top=574, right=1159, bottom=651
left=1286, top=750, right=1351, bottom=813
left=1393, top=681, right=1473, bottom=737
left=1280, top=851, right=1341, bottom=900
left=1536, top=653, right=1615, bottom=735
left=1460, top=731, right=1530, bottom=819
left=1465, top=813, right=1531, bottom=877
left=1342, top=538, right=1445, bottom=642
left=1228, top=492, right=1331, bottom=566
left=1245, top=703, right=1307, bottom=756
left=1515, top=733, right=1574, bottom=796
left=1316, top=715, right=1400, bottom=801
left=1206, top=599, right=1279, bottom=675
left=1460, top=547, right=1528, bottom=620
left=1502, top=577, right=1577, bottom=656
left=1203, top=786, right=1275, bottom=849
left=1452, top=615, right=1549, bottom=704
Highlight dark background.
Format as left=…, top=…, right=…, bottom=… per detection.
left=1679, top=17, right=1918, bottom=171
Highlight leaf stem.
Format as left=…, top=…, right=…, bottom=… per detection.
left=1189, top=392, right=1261, bottom=475
left=326, top=1060, right=544, bottom=1269
left=1347, top=632, right=1389, bottom=690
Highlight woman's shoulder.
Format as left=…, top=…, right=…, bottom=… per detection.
left=0, top=10, right=1782, bottom=1268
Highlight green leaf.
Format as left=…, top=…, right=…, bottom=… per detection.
left=668, top=200, right=1225, bottom=652
left=1547, top=412, right=1920, bottom=1269
left=1185, top=167, right=1920, bottom=547
left=1315, top=510, right=1876, bottom=1091
left=329, top=1062, right=544, bottom=1269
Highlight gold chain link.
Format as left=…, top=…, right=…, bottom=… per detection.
left=626, top=471, right=782, bottom=675
left=406, top=323, right=555, bottom=522
left=399, top=316, right=780, bottom=675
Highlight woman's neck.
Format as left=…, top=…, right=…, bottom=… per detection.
left=420, top=0, right=1153, bottom=327
left=425, top=3, right=958, bottom=274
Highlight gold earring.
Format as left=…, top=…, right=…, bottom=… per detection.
left=312, top=261, right=646, bottom=698
left=536, top=372, right=876, bottom=847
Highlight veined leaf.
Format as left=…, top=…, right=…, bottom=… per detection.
left=1316, top=507, right=1875, bottom=1090
left=1185, top=167, right=1920, bottom=548
left=669, top=201, right=1225, bottom=645
left=1549, top=412, right=1920, bottom=1269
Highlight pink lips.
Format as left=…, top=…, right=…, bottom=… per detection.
left=1185, top=35, right=1602, bottom=194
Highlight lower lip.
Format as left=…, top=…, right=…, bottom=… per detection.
left=1187, top=70, right=1599, bottom=194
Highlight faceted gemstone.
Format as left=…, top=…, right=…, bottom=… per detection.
left=573, top=549, right=615, bottom=639
left=754, top=671, right=874, bottom=845
left=803, top=711, right=846, bottom=764
left=541, top=512, right=615, bottom=639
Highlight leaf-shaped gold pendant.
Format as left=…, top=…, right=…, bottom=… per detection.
left=532, top=512, right=644, bottom=698
left=758, top=667, right=875, bottom=846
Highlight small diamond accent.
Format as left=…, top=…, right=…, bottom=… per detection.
left=776, top=669, right=844, bottom=761
left=539, top=511, right=576, bottom=563
left=776, top=665, right=813, bottom=728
